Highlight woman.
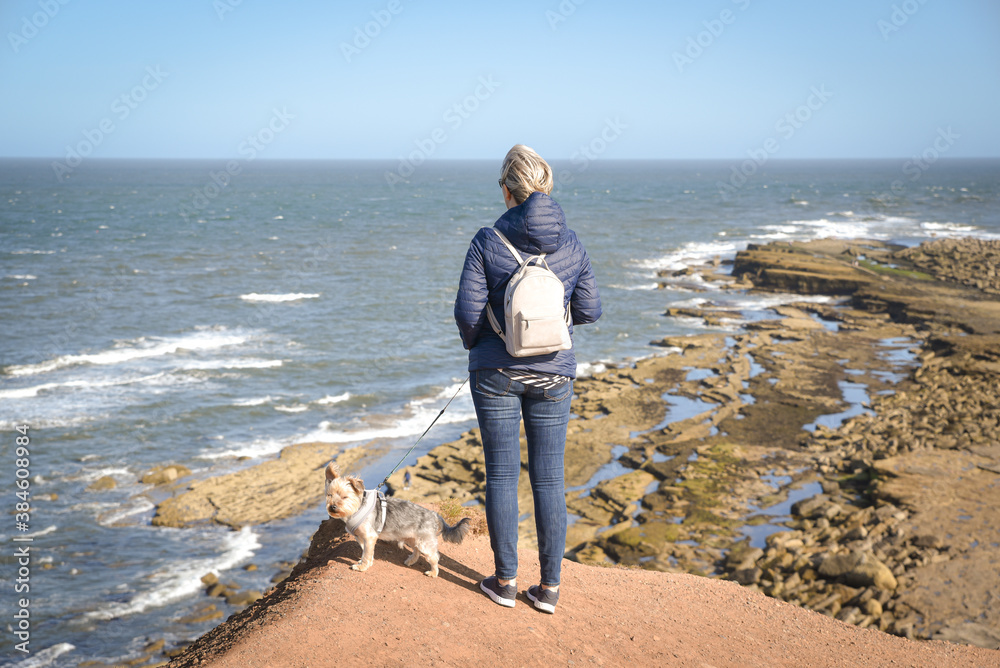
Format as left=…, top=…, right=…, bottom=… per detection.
left=454, top=144, right=602, bottom=613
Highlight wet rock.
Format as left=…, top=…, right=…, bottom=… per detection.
left=225, top=590, right=262, bottom=606
left=593, top=471, right=657, bottom=510
left=178, top=605, right=224, bottom=625
left=142, top=465, right=192, bottom=486
left=152, top=442, right=375, bottom=528
left=87, top=476, right=117, bottom=492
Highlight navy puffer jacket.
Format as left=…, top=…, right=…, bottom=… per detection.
left=454, top=191, right=602, bottom=377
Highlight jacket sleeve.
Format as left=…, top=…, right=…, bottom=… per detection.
left=454, top=234, right=490, bottom=350
left=570, top=248, right=602, bottom=326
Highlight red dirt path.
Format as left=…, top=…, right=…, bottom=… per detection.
left=168, top=519, right=998, bottom=668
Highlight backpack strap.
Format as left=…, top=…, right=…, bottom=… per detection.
left=492, top=228, right=533, bottom=263
left=486, top=228, right=527, bottom=342
left=484, top=228, right=569, bottom=342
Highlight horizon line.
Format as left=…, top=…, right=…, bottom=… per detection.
left=3, top=156, right=1000, bottom=163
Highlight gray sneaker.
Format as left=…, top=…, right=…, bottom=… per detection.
left=480, top=576, right=517, bottom=608
left=526, top=585, right=559, bottom=613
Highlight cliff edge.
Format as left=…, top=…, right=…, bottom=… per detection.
left=168, top=516, right=997, bottom=668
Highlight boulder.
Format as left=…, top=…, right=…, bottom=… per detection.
left=818, top=551, right=897, bottom=590
left=142, top=464, right=192, bottom=485
left=87, top=476, right=117, bottom=492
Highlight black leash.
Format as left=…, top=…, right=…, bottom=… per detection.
left=376, top=375, right=469, bottom=492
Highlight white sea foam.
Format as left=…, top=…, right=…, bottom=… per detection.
left=298, top=382, right=476, bottom=447
left=5, top=331, right=247, bottom=377
left=100, top=498, right=156, bottom=526
left=316, top=392, right=351, bottom=405
left=233, top=396, right=274, bottom=407
left=10, top=249, right=55, bottom=255
left=199, top=437, right=292, bottom=460
left=7, top=643, right=75, bottom=668
left=23, top=525, right=58, bottom=539
left=720, top=293, right=836, bottom=312
left=78, top=466, right=132, bottom=482
left=239, top=293, right=319, bottom=302
left=0, top=372, right=167, bottom=400
left=920, top=221, right=978, bottom=235
left=577, top=362, right=608, bottom=378
left=607, top=282, right=659, bottom=291
left=670, top=297, right=711, bottom=309
left=6, top=274, right=37, bottom=280
left=178, top=358, right=283, bottom=371
left=754, top=218, right=881, bottom=241
left=274, top=404, right=308, bottom=413
left=84, top=526, right=259, bottom=621
left=635, top=240, right=741, bottom=273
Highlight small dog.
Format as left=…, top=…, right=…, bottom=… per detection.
left=324, top=462, right=471, bottom=577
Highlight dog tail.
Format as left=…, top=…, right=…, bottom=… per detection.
left=440, top=516, right=472, bottom=544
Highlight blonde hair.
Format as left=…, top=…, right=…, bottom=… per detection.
left=499, top=144, right=553, bottom=205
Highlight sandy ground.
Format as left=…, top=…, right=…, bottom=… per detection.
left=169, top=519, right=999, bottom=668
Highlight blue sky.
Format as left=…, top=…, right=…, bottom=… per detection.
left=2, top=0, right=998, bottom=160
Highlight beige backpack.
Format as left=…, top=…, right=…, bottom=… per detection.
left=486, top=228, right=572, bottom=357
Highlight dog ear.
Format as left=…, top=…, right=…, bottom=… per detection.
left=348, top=476, right=366, bottom=496
left=325, top=462, right=339, bottom=481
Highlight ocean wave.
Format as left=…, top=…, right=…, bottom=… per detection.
left=83, top=526, right=259, bottom=621
left=634, top=240, right=742, bottom=273
left=577, top=361, right=608, bottom=377
left=10, top=249, right=55, bottom=255
left=316, top=392, right=351, bottom=405
left=299, top=381, right=476, bottom=447
left=23, top=525, right=58, bottom=539
left=0, top=372, right=167, bottom=400
left=177, top=359, right=283, bottom=372
left=239, top=293, right=320, bottom=302
left=763, top=218, right=882, bottom=240
left=198, top=437, right=292, bottom=460
left=4, top=331, right=247, bottom=377
left=233, top=396, right=274, bottom=407
left=6, top=643, right=75, bottom=668
left=274, top=404, right=309, bottom=413
left=6, top=274, right=37, bottom=280
left=77, top=466, right=132, bottom=483
left=99, top=498, right=156, bottom=526
left=607, top=283, right=659, bottom=291
left=718, top=293, right=835, bottom=311
left=920, top=221, right=981, bottom=236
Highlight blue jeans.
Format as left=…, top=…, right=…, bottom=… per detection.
left=471, top=368, right=573, bottom=587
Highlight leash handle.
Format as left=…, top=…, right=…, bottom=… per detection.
left=377, top=375, right=469, bottom=492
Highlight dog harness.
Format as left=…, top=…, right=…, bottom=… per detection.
left=344, top=489, right=387, bottom=536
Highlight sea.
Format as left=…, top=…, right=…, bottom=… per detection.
left=2, top=158, right=999, bottom=666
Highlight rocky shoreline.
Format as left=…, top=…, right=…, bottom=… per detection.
left=131, top=237, right=999, bottom=665
left=388, top=237, right=1000, bottom=649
